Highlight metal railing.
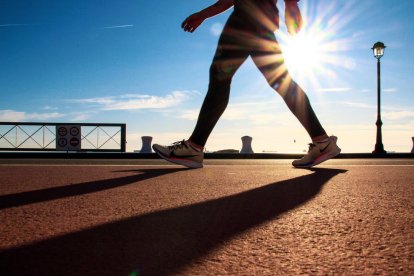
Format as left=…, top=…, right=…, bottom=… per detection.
left=0, top=122, right=126, bottom=152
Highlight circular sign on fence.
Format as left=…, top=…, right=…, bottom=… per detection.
left=70, top=127, right=80, bottom=136
left=57, top=127, right=67, bottom=136
left=58, top=138, right=67, bottom=147
left=70, top=137, right=80, bottom=147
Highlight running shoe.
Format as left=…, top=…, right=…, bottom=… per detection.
left=152, top=140, right=204, bottom=169
left=292, top=136, right=341, bottom=168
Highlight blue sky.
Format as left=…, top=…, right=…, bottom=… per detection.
left=1, top=0, right=413, bottom=153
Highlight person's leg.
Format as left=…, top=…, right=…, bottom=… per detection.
left=189, top=21, right=250, bottom=147
left=152, top=16, right=250, bottom=168
left=251, top=32, right=340, bottom=167
left=251, top=32, right=327, bottom=141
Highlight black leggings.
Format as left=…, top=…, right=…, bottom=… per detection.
left=190, top=14, right=326, bottom=147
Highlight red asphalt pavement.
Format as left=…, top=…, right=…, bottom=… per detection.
left=0, top=159, right=413, bottom=275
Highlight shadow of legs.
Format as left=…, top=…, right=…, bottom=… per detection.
left=0, top=168, right=346, bottom=275
left=0, top=168, right=186, bottom=210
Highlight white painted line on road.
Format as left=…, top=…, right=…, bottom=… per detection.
left=319, top=165, right=414, bottom=167
left=1, top=164, right=414, bottom=167
left=0, top=164, right=175, bottom=167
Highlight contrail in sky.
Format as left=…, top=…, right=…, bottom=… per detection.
left=102, top=25, right=134, bottom=29
left=0, top=24, right=30, bottom=27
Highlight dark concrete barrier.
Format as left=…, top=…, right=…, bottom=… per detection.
left=0, top=151, right=412, bottom=159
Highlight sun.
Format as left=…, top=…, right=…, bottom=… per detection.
left=275, top=0, right=358, bottom=90
left=281, top=33, right=323, bottom=76
left=278, top=26, right=338, bottom=90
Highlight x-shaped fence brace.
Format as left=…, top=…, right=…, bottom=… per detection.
left=0, top=125, right=55, bottom=149
left=81, top=126, right=121, bottom=150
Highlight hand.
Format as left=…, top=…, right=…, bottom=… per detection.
left=285, top=1, right=303, bottom=35
left=181, top=12, right=205, bottom=33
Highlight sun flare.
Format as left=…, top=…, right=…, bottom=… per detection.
left=278, top=27, right=339, bottom=90
left=275, top=0, right=359, bottom=90
left=281, top=33, right=324, bottom=75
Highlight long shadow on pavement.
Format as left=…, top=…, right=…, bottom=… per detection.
left=0, top=168, right=186, bottom=210
left=0, top=168, right=346, bottom=275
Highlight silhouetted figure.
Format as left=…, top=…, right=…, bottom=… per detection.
left=153, top=0, right=341, bottom=168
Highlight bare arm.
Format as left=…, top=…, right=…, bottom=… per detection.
left=181, top=0, right=234, bottom=33
left=284, top=0, right=303, bottom=35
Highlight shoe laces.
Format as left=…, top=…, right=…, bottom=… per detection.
left=307, top=143, right=316, bottom=152
left=168, top=140, right=188, bottom=150
left=307, top=140, right=330, bottom=153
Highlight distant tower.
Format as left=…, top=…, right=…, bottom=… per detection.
left=411, top=137, right=414, bottom=154
left=240, top=136, right=254, bottom=154
left=140, top=136, right=153, bottom=153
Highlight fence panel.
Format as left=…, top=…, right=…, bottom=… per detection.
left=0, top=122, right=126, bottom=152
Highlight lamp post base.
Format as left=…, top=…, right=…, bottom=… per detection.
left=372, top=144, right=386, bottom=154
left=373, top=119, right=386, bottom=154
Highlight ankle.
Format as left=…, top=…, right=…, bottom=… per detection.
left=188, top=140, right=204, bottom=151
left=312, top=134, right=329, bottom=144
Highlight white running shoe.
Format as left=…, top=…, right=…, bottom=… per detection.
left=152, top=140, right=204, bottom=169
left=292, top=136, right=341, bottom=168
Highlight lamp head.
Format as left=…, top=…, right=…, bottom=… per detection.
left=372, top=41, right=386, bottom=59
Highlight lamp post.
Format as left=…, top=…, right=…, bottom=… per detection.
left=372, top=41, right=386, bottom=154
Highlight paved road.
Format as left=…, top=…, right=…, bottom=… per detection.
left=1, top=159, right=413, bottom=275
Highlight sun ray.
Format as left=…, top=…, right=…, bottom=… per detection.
left=274, top=0, right=366, bottom=96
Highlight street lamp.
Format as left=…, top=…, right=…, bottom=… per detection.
left=372, top=41, right=386, bottom=154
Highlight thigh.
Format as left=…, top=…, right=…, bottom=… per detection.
left=210, top=15, right=251, bottom=79
left=211, top=44, right=249, bottom=80
left=250, top=32, right=289, bottom=89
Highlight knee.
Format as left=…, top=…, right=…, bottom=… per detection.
left=268, top=76, right=283, bottom=91
left=207, top=64, right=231, bottom=99
left=268, top=73, right=289, bottom=92
left=272, top=77, right=300, bottom=104
left=209, top=62, right=233, bottom=84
